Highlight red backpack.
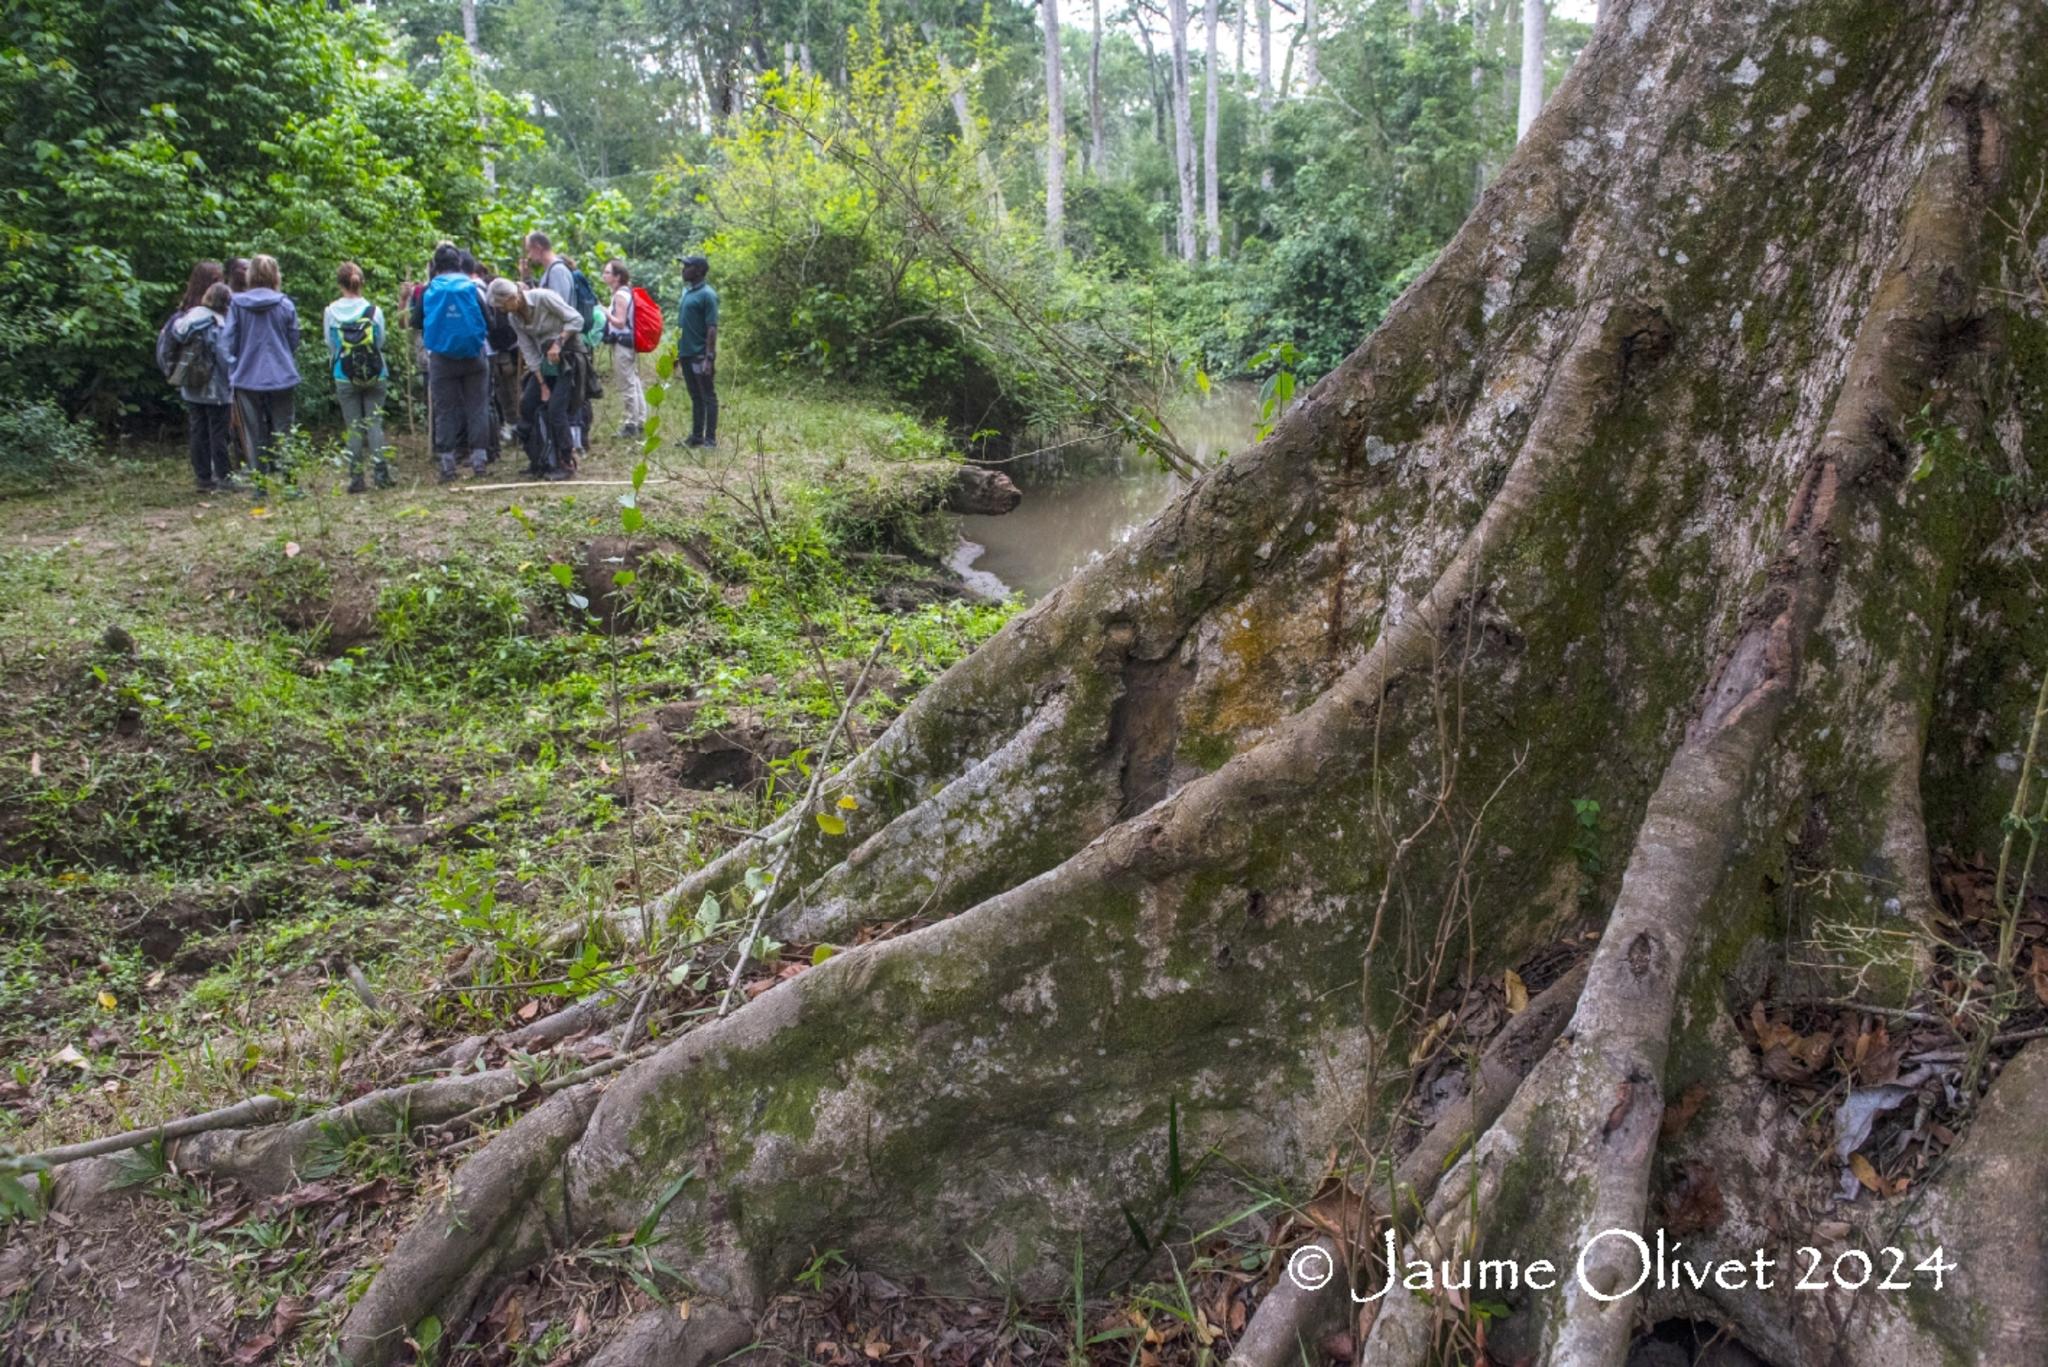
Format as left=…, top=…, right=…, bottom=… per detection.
left=630, top=286, right=663, bottom=354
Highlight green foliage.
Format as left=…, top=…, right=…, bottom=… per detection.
left=698, top=20, right=1114, bottom=432
left=0, top=1, right=534, bottom=418
left=0, top=400, right=102, bottom=495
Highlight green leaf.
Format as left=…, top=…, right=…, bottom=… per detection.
left=811, top=944, right=837, bottom=965
left=620, top=504, right=645, bottom=534
left=645, top=383, right=666, bottom=408
left=413, top=1315, right=443, bottom=1354
left=814, top=812, right=847, bottom=836
left=632, top=460, right=648, bottom=494
left=643, top=412, right=661, bottom=442
left=548, top=563, right=575, bottom=589
left=611, top=569, right=637, bottom=588
left=1909, top=449, right=1936, bottom=483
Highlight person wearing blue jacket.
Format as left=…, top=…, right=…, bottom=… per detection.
left=324, top=262, right=395, bottom=493
left=221, top=254, right=301, bottom=483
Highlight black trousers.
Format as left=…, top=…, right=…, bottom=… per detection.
left=681, top=358, right=718, bottom=443
left=520, top=371, right=575, bottom=472
left=187, top=401, right=232, bottom=484
left=428, top=353, right=489, bottom=461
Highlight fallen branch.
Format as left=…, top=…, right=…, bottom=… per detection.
left=454, top=479, right=672, bottom=493
left=23, top=1094, right=289, bottom=1171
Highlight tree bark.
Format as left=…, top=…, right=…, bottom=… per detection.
left=143, top=3, right=2048, bottom=1364
left=1203, top=0, right=1221, bottom=259
left=1042, top=0, right=1065, bottom=248
left=1299, top=0, right=1318, bottom=91
left=1089, top=0, right=1105, bottom=175
left=1517, top=0, right=1547, bottom=140
left=1168, top=0, right=1199, bottom=261
left=1256, top=0, right=1272, bottom=191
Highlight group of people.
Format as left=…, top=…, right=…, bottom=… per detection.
left=155, top=235, right=721, bottom=494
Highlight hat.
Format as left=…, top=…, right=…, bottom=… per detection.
left=681, top=254, right=709, bottom=273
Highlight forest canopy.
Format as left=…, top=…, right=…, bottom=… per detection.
left=0, top=0, right=1587, bottom=432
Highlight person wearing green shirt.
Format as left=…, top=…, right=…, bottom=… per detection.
left=675, top=254, right=719, bottom=448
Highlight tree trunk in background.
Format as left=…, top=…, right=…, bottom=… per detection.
left=1255, top=0, right=1273, bottom=192
left=1089, top=0, right=1104, bottom=175
left=1234, top=0, right=1246, bottom=88
left=1299, top=0, right=1318, bottom=91
left=925, top=23, right=1006, bottom=220
left=1042, top=0, right=1065, bottom=247
left=1203, top=0, right=1221, bottom=259
left=1517, top=0, right=1546, bottom=140
left=1168, top=0, right=1199, bottom=261
left=460, top=0, right=494, bottom=189
left=237, top=3, right=2048, bottom=1366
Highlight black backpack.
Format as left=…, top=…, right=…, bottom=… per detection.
left=163, top=318, right=217, bottom=392
left=484, top=300, right=517, bottom=353
left=336, top=313, right=383, bottom=383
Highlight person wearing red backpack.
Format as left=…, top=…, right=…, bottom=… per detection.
left=602, top=260, right=649, bottom=438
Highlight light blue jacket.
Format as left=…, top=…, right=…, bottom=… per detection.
left=323, top=297, right=388, bottom=383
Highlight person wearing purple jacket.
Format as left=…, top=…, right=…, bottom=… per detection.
left=221, top=254, right=302, bottom=483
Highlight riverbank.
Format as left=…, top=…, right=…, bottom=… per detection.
left=0, top=378, right=1015, bottom=1159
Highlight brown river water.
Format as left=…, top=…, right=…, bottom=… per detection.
left=952, top=389, right=1260, bottom=600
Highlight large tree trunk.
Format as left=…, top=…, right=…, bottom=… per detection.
left=108, top=2, right=2048, bottom=1363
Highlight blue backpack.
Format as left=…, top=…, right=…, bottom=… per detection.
left=421, top=275, right=487, bottom=358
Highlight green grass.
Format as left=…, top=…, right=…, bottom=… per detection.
left=0, top=373, right=1016, bottom=1150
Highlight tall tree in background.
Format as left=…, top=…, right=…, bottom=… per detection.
left=1202, top=0, right=1220, bottom=258
left=1517, top=0, right=1546, bottom=138
left=459, top=0, right=495, bottom=185
left=1300, top=0, right=1319, bottom=90
left=1166, top=0, right=1198, bottom=260
left=1089, top=0, right=1105, bottom=173
left=1257, top=0, right=1272, bottom=189
left=1042, top=0, right=1065, bottom=245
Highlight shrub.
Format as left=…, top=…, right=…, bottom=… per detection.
left=0, top=400, right=102, bottom=496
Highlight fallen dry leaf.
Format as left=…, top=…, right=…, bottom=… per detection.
left=1659, top=1083, right=1709, bottom=1141
left=1503, top=968, right=1529, bottom=1014
left=1848, top=1151, right=1886, bottom=1196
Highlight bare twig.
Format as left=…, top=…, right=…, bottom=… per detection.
left=717, top=630, right=892, bottom=1017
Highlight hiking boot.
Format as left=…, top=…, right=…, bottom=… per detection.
left=544, top=467, right=571, bottom=482
left=373, top=461, right=397, bottom=490
left=196, top=479, right=216, bottom=494
left=347, top=475, right=369, bottom=495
